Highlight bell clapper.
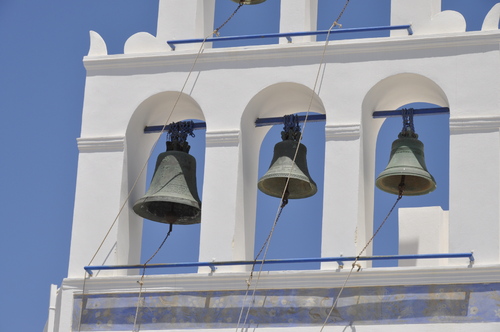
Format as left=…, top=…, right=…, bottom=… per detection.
left=281, top=186, right=290, bottom=208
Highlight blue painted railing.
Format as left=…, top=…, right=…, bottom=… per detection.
left=84, top=252, right=473, bottom=276
left=167, top=24, right=413, bottom=50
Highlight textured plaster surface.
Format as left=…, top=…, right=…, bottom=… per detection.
left=73, top=283, right=500, bottom=330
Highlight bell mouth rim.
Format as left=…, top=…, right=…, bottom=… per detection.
left=258, top=178, right=318, bottom=199
left=133, top=198, right=201, bottom=225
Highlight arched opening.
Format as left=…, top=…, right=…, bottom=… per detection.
left=373, top=102, right=449, bottom=267
left=255, top=114, right=325, bottom=270
left=241, top=82, right=326, bottom=271
left=139, top=126, right=206, bottom=274
left=127, top=91, right=206, bottom=274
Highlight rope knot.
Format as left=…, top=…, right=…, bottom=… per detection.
left=281, top=188, right=290, bottom=208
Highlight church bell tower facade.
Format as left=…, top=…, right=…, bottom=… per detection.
left=45, top=1, right=500, bottom=331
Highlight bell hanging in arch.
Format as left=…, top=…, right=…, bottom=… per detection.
left=376, top=109, right=437, bottom=196
left=258, top=115, right=317, bottom=199
left=133, top=121, right=201, bottom=225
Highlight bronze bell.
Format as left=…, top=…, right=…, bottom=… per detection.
left=376, top=110, right=436, bottom=196
left=258, top=140, right=317, bottom=199
left=231, top=0, right=266, bottom=4
left=258, top=115, right=317, bottom=199
left=133, top=122, right=201, bottom=225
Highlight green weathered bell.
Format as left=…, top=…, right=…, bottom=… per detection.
left=258, top=139, right=317, bottom=199
left=259, top=115, right=317, bottom=199
left=133, top=121, right=201, bottom=225
left=133, top=150, right=201, bottom=224
left=376, top=133, right=436, bottom=196
left=230, top=0, right=266, bottom=4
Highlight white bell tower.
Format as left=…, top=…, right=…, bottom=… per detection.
left=46, top=1, right=500, bottom=331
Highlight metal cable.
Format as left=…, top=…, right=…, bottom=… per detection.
left=214, top=3, right=243, bottom=36
left=319, top=181, right=405, bottom=331
left=333, top=0, right=351, bottom=28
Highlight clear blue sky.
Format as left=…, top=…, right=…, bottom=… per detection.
left=0, top=1, right=497, bottom=331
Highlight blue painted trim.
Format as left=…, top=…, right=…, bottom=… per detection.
left=167, top=25, right=413, bottom=50
left=84, top=252, right=473, bottom=276
left=372, top=107, right=450, bottom=118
